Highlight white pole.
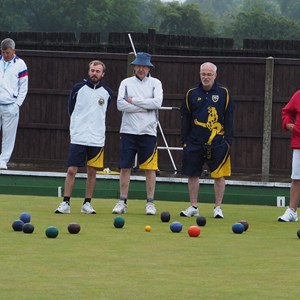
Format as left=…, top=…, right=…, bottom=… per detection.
left=57, top=186, right=62, bottom=198
left=128, top=33, right=137, bottom=56
left=157, top=121, right=177, bottom=173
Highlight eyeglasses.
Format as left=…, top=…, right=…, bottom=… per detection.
left=200, top=73, right=215, bottom=77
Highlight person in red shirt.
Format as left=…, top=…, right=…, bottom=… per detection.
left=278, top=90, right=300, bottom=222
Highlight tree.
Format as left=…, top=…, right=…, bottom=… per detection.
left=224, top=3, right=300, bottom=47
left=158, top=2, right=215, bottom=36
left=2, top=0, right=300, bottom=48
left=0, top=0, right=30, bottom=31
left=0, top=0, right=148, bottom=37
left=185, top=0, right=238, bottom=16
left=276, top=0, right=300, bottom=20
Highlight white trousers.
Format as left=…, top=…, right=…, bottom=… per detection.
left=0, top=103, right=19, bottom=163
left=292, top=149, right=300, bottom=180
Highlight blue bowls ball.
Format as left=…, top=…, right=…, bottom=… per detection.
left=232, top=223, right=244, bottom=234
left=170, top=221, right=183, bottom=233
left=160, top=211, right=171, bottom=223
left=23, top=223, right=34, bottom=234
left=20, top=212, right=31, bottom=224
left=12, top=220, right=24, bottom=231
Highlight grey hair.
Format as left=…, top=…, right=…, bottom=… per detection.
left=1, top=38, right=16, bottom=50
left=200, top=62, right=217, bottom=73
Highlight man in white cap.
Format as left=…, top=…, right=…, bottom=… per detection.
left=0, top=38, right=28, bottom=169
left=112, top=52, right=163, bottom=215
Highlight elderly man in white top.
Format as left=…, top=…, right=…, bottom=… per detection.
left=112, top=52, right=163, bottom=215
left=0, top=38, right=28, bottom=169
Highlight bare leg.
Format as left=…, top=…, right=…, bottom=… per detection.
left=120, top=168, right=131, bottom=198
left=64, top=166, right=78, bottom=197
left=188, top=176, right=200, bottom=207
left=214, top=177, right=225, bottom=207
left=145, top=170, right=156, bottom=199
left=289, top=179, right=300, bottom=211
left=85, top=166, right=97, bottom=198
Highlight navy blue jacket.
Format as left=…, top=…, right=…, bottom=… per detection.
left=181, top=82, right=234, bottom=147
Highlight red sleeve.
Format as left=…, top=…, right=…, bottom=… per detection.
left=282, top=90, right=300, bottom=130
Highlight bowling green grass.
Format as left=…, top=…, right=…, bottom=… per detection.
left=0, top=195, right=299, bottom=300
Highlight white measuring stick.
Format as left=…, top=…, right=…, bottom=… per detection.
left=128, top=33, right=137, bottom=56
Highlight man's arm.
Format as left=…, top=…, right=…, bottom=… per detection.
left=282, top=90, right=300, bottom=130
left=129, top=79, right=163, bottom=110
left=117, top=81, right=147, bottom=113
left=181, top=92, right=192, bottom=145
left=16, top=65, right=28, bottom=106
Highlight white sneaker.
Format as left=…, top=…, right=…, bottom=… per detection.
left=81, top=202, right=96, bottom=214
left=145, top=202, right=156, bottom=215
left=278, top=207, right=298, bottom=222
left=112, top=201, right=127, bottom=214
left=214, top=206, right=224, bottom=218
left=180, top=206, right=199, bottom=217
left=0, top=161, right=7, bottom=169
left=55, top=201, right=70, bottom=214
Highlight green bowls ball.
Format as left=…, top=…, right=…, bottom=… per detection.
left=114, top=216, right=125, bottom=228
left=45, top=226, right=59, bottom=238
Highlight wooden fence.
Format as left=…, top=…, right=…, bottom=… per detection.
left=7, top=49, right=297, bottom=177
left=3, top=29, right=300, bottom=58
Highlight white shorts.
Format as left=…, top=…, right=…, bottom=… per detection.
left=291, top=149, right=300, bottom=179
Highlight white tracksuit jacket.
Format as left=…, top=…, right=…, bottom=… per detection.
left=68, top=79, right=112, bottom=147
left=0, top=55, right=28, bottom=106
left=0, top=54, right=28, bottom=164
left=117, top=75, right=163, bottom=136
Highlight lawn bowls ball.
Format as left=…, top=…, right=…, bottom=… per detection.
left=114, top=216, right=125, bottom=228
left=145, top=225, right=151, bottom=232
left=20, top=212, right=31, bottom=224
left=160, top=211, right=171, bottom=222
left=238, top=220, right=249, bottom=231
left=188, top=226, right=201, bottom=237
left=196, top=216, right=206, bottom=227
left=45, top=226, right=59, bottom=238
left=12, top=220, right=24, bottom=231
left=67, top=223, right=81, bottom=234
left=170, top=221, right=183, bottom=233
left=297, top=229, right=300, bottom=239
left=232, top=223, right=244, bottom=234
left=23, top=223, right=34, bottom=234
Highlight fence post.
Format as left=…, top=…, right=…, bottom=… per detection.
left=262, top=56, right=274, bottom=179
left=148, top=28, right=156, bottom=54
left=127, top=52, right=136, bottom=77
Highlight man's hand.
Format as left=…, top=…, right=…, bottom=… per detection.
left=286, top=123, right=295, bottom=132
left=125, top=96, right=133, bottom=104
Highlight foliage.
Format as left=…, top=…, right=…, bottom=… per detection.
left=223, top=1, right=300, bottom=46
left=276, top=0, right=300, bottom=20
left=1, top=0, right=300, bottom=46
left=158, top=2, right=215, bottom=36
left=0, top=0, right=147, bottom=36
left=185, top=0, right=238, bottom=16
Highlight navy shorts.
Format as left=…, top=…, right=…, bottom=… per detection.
left=67, top=144, right=104, bottom=168
left=119, top=133, right=158, bottom=170
left=182, top=141, right=231, bottom=178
